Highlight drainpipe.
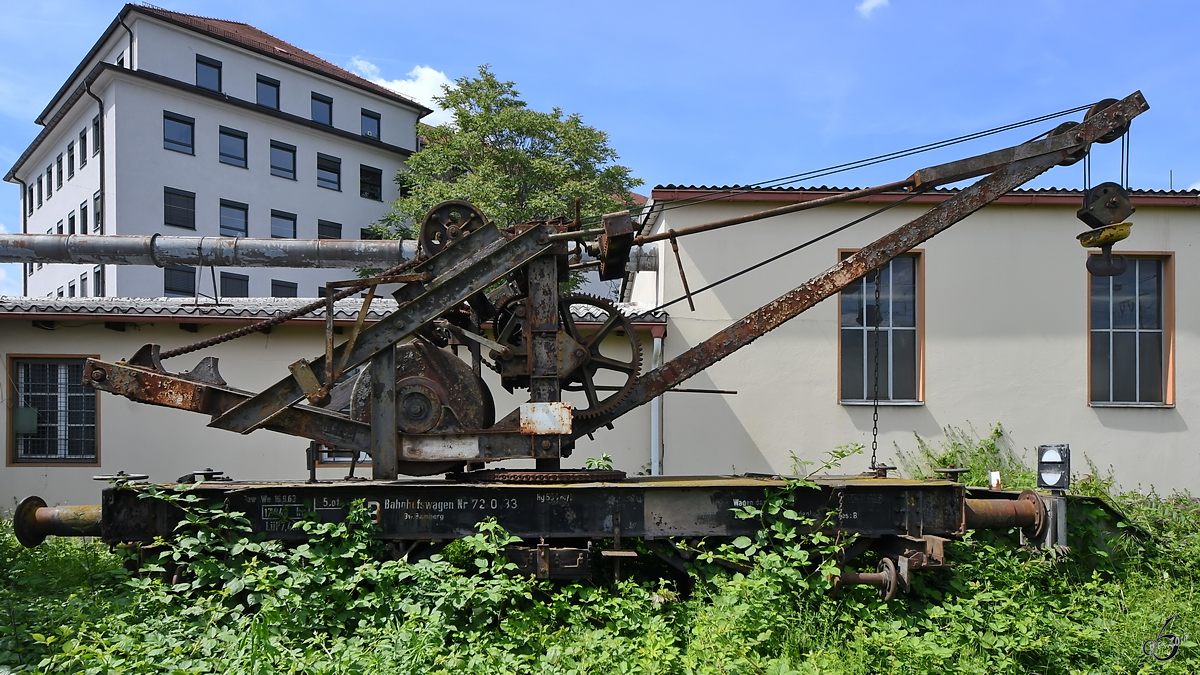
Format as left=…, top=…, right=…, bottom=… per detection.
left=14, top=177, right=27, bottom=295
left=649, top=326, right=665, bottom=475
left=117, top=16, right=134, bottom=69
left=84, top=80, right=104, bottom=236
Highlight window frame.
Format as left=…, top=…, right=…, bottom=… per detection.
left=92, top=191, right=102, bottom=233
left=164, top=187, right=197, bottom=230
left=361, top=108, right=380, bottom=139
left=269, top=141, right=296, bottom=180
left=79, top=273, right=87, bottom=297
left=837, top=249, right=925, bottom=405
left=164, top=265, right=197, bottom=298
left=359, top=164, right=383, bottom=201
left=218, top=126, right=249, bottom=168
left=92, top=116, right=100, bottom=155
left=316, top=153, right=341, bottom=191
left=196, top=55, right=223, bottom=92
left=163, top=111, right=195, bottom=155
left=67, top=211, right=76, bottom=235
left=311, top=92, right=333, bottom=126
left=256, top=74, right=280, bottom=109
left=219, top=199, right=249, bottom=238
left=93, top=266, right=103, bottom=297
left=78, top=129, right=87, bottom=167
left=271, top=279, right=298, bottom=298
left=1087, top=251, right=1175, bottom=407
left=36, top=177, right=42, bottom=207
left=317, top=220, right=342, bottom=240
left=271, top=209, right=297, bottom=239
left=8, top=355, right=102, bottom=466
left=46, top=166, right=52, bottom=199
left=56, top=154, right=63, bottom=188
left=67, top=142, right=75, bottom=179
left=220, top=272, right=250, bottom=298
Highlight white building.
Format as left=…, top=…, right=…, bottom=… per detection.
left=4, top=4, right=430, bottom=300
left=624, top=186, right=1200, bottom=493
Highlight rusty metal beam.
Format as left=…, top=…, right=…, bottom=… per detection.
left=573, top=92, right=1148, bottom=438
left=0, top=234, right=418, bottom=268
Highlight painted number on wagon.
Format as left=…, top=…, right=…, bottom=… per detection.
left=471, top=498, right=518, bottom=509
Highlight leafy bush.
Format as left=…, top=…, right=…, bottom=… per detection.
left=897, top=423, right=1036, bottom=490
left=2, top=460, right=1200, bottom=673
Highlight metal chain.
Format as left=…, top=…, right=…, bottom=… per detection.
left=870, top=268, right=881, bottom=469
left=160, top=256, right=422, bottom=359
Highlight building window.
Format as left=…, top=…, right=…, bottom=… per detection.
left=10, top=358, right=98, bottom=464
left=271, top=210, right=297, bottom=239
left=361, top=109, right=380, bottom=139
left=317, top=220, right=342, bottom=239
left=270, top=141, right=296, bottom=180
left=196, top=55, right=222, bottom=92
left=311, top=93, right=333, bottom=126
left=46, top=166, right=52, bottom=198
left=1090, top=256, right=1171, bottom=405
left=79, top=129, right=87, bottom=167
left=316, top=154, right=341, bottom=191
left=93, top=191, right=102, bottom=233
left=57, top=287, right=63, bottom=298
left=219, top=200, right=249, bottom=237
left=271, top=280, right=298, bottom=298
left=164, top=187, right=196, bottom=229
left=27, top=186, right=33, bottom=215
left=839, top=254, right=920, bottom=403
left=220, top=272, right=249, bottom=298
left=67, top=281, right=76, bottom=297
left=93, top=266, right=104, bottom=297
left=36, top=177, right=42, bottom=207
left=67, top=212, right=76, bottom=235
left=256, top=75, right=280, bottom=109
left=56, top=220, right=63, bottom=235
left=67, top=142, right=75, bottom=179
left=92, top=116, right=100, bottom=155
left=360, top=165, right=382, bottom=200
left=80, top=202, right=88, bottom=234
left=79, top=273, right=88, bottom=297
left=218, top=127, right=248, bottom=167
left=163, top=112, right=195, bottom=154
left=164, top=266, right=196, bottom=297
left=56, top=154, right=63, bottom=188
left=360, top=227, right=380, bottom=240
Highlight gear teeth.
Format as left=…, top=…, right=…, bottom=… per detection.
left=560, top=294, right=643, bottom=421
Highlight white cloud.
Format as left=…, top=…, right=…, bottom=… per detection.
left=349, top=58, right=454, bottom=125
left=856, top=0, right=889, bottom=18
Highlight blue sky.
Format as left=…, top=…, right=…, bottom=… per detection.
left=0, top=0, right=1197, bottom=293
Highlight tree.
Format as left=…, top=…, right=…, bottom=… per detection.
left=377, top=66, right=643, bottom=239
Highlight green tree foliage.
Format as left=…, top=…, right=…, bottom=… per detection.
left=376, top=65, right=643, bottom=238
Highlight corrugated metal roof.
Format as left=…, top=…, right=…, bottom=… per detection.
left=0, top=297, right=666, bottom=324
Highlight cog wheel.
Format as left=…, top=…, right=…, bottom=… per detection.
left=559, top=294, right=643, bottom=420
left=419, top=200, right=489, bottom=257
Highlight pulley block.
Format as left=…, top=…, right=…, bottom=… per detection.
left=419, top=200, right=490, bottom=257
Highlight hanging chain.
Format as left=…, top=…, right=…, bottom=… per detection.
left=870, top=268, right=881, bottom=469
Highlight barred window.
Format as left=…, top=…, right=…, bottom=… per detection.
left=839, top=254, right=920, bottom=403
left=11, top=358, right=98, bottom=463
left=1090, top=256, right=1171, bottom=404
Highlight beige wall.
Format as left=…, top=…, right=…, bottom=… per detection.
left=630, top=197, right=1199, bottom=492
left=0, top=316, right=654, bottom=508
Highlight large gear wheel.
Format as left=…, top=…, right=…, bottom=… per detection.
left=490, top=294, right=642, bottom=419
left=419, top=200, right=489, bottom=257
left=559, top=294, right=642, bottom=420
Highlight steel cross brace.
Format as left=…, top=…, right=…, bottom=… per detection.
left=573, top=91, right=1149, bottom=439
left=207, top=222, right=556, bottom=435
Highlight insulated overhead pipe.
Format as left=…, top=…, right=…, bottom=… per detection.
left=0, top=234, right=418, bottom=269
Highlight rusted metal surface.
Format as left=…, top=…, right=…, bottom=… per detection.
left=964, top=490, right=1046, bottom=538
left=206, top=223, right=555, bottom=437
left=0, top=234, right=416, bottom=268
left=574, top=92, right=1149, bottom=439
left=13, top=496, right=101, bottom=547
left=667, top=231, right=695, bottom=311
left=519, top=402, right=573, bottom=435
left=86, top=359, right=374, bottom=451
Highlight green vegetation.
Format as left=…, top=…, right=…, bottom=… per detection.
left=898, top=423, right=1036, bottom=490
left=374, top=65, right=642, bottom=241
left=2, top=447, right=1200, bottom=673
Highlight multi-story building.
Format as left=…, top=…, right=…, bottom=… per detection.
left=4, top=4, right=430, bottom=299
